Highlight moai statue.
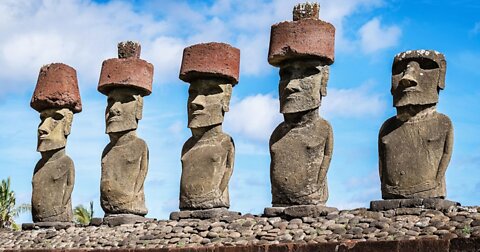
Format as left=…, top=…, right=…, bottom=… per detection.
left=264, top=2, right=337, bottom=218
left=30, top=63, right=81, bottom=224
left=371, top=50, right=457, bottom=211
left=98, top=41, right=154, bottom=224
left=170, top=42, right=240, bottom=220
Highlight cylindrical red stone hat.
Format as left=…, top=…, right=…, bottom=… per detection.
left=30, top=63, right=82, bottom=113
left=179, top=42, right=240, bottom=85
left=268, top=2, right=335, bottom=66
left=98, top=41, right=154, bottom=96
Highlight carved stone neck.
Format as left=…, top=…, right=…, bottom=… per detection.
left=283, top=108, right=320, bottom=127
left=40, top=148, right=66, bottom=161
left=108, top=130, right=137, bottom=145
left=396, top=104, right=436, bottom=122
left=191, top=124, right=223, bottom=139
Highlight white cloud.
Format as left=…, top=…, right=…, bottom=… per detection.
left=224, top=94, right=282, bottom=141
left=358, top=17, right=402, bottom=53
left=322, top=81, right=387, bottom=118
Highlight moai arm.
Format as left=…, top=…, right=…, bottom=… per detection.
left=135, top=145, right=149, bottom=194
left=219, top=137, right=235, bottom=193
left=318, top=124, right=333, bottom=183
left=378, top=122, right=387, bottom=184
left=63, top=162, right=75, bottom=206
left=436, top=124, right=454, bottom=181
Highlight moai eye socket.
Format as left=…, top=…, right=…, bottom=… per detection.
left=279, top=68, right=292, bottom=81
left=392, top=58, right=439, bottom=75
left=302, top=66, right=320, bottom=78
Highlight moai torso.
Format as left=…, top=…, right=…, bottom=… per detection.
left=32, top=155, right=74, bottom=222
left=180, top=132, right=234, bottom=209
left=100, top=135, right=148, bottom=215
left=379, top=111, right=453, bottom=198
left=270, top=116, right=333, bottom=206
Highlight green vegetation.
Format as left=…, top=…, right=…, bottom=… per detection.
left=0, top=177, right=30, bottom=230
left=74, top=201, right=94, bottom=225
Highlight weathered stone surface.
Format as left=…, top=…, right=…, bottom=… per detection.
left=90, top=218, right=103, bottom=226
left=179, top=42, right=240, bottom=84
left=268, top=3, right=335, bottom=66
left=98, top=41, right=153, bottom=96
left=170, top=208, right=241, bottom=220
left=21, top=221, right=74, bottom=230
left=99, top=42, right=151, bottom=218
left=103, top=214, right=152, bottom=227
left=178, top=44, right=238, bottom=211
left=31, top=64, right=80, bottom=224
left=31, top=63, right=82, bottom=113
left=379, top=49, right=453, bottom=199
left=370, top=199, right=460, bottom=212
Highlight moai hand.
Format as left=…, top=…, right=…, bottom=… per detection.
left=98, top=41, right=153, bottom=217
left=30, top=63, right=81, bottom=223
left=178, top=42, right=239, bottom=210
left=378, top=50, right=453, bottom=199
left=268, top=2, right=335, bottom=207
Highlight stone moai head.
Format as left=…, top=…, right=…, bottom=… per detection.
left=179, top=42, right=240, bottom=129
left=30, top=63, right=82, bottom=152
left=268, top=2, right=335, bottom=114
left=98, top=41, right=153, bottom=134
left=391, top=50, right=447, bottom=108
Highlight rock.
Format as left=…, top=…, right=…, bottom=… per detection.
left=103, top=214, right=152, bottom=227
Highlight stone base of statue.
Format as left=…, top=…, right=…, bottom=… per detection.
left=263, top=205, right=338, bottom=218
left=170, top=208, right=241, bottom=220
left=22, top=221, right=74, bottom=230
left=103, top=214, right=153, bottom=227
left=370, top=198, right=460, bottom=213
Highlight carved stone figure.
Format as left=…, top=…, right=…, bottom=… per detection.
left=268, top=3, right=335, bottom=207
left=98, top=41, right=153, bottom=218
left=178, top=42, right=239, bottom=211
left=378, top=50, right=453, bottom=199
left=30, top=63, right=82, bottom=223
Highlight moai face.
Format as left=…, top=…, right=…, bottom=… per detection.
left=391, top=51, right=446, bottom=108
left=105, top=88, right=143, bottom=134
left=279, top=59, right=329, bottom=114
left=37, top=108, right=73, bottom=152
left=187, top=79, right=232, bottom=129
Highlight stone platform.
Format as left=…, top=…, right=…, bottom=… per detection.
left=170, top=208, right=241, bottom=220
left=102, top=214, right=154, bottom=227
left=21, top=221, right=74, bottom=230
left=264, top=205, right=338, bottom=219
left=370, top=198, right=460, bottom=212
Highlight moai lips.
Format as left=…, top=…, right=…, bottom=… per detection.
left=31, top=63, right=82, bottom=113
left=98, top=41, right=153, bottom=96
left=179, top=42, right=240, bottom=85
left=268, top=2, right=335, bottom=67
left=176, top=42, right=239, bottom=213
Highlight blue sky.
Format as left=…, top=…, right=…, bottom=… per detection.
left=0, top=0, right=478, bottom=223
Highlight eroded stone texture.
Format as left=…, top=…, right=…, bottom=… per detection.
left=178, top=42, right=239, bottom=210
left=268, top=3, right=335, bottom=66
left=378, top=50, right=453, bottom=199
left=98, top=42, right=153, bottom=217
left=30, top=63, right=81, bottom=223
left=268, top=3, right=335, bottom=209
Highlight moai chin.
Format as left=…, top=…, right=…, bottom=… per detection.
left=98, top=41, right=154, bottom=218
left=378, top=50, right=453, bottom=199
left=30, top=63, right=82, bottom=223
left=178, top=42, right=239, bottom=211
left=268, top=2, right=335, bottom=207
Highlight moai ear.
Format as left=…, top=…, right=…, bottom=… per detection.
left=222, top=84, right=233, bottom=113
left=437, top=59, right=447, bottom=90
left=63, top=110, right=74, bottom=137
left=135, top=95, right=144, bottom=120
left=320, top=66, right=330, bottom=97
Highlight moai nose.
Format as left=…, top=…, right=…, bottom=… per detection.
left=190, top=95, right=205, bottom=110
left=286, top=80, right=302, bottom=93
left=400, top=62, right=420, bottom=88
left=38, top=119, right=52, bottom=135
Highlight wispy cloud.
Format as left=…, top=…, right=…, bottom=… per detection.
left=358, top=17, right=402, bottom=53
